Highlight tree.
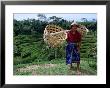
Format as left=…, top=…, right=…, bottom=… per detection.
left=81, top=18, right=88, bottom=22
left=37, top=14, right=47, bottom=21
left=92, top=19, right=96, bottom=22
left=49, top=16, right=62, bottom=23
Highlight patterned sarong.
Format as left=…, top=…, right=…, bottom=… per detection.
left=66, top=43, right=80, bottom=64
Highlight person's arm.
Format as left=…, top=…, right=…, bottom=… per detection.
left=77, top=42, right=81, bottom=53
left=76, top=31, right=82, bottom=42
left=66, top=32, right=69, bottom=42
left=76, top=32, right=82, bottom=52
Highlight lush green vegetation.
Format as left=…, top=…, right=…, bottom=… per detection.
left=13, top=14, right=97, bottom=75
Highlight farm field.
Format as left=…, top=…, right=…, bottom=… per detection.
left=14, top=29, right=97, bottom=75
left=13, top=14, right=97, bottom=75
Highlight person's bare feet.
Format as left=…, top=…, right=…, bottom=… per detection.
left=76, top=70, right=81, bottom=75
left=67, top=64, right=73, bottom=70
left=70, top=65, right=74, bottom=70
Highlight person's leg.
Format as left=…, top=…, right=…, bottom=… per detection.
left=77, top=62, right=80, bottom=72
left=66, top=44, right=73, bottom=69
left=67, top=64, right=72, bottom=70
left=70, top=63, right=72, bottom=68
left=76, top=62, right=81, bottom=74
left=75, top=44, right=81, bottom=74
left=68, top=63, right=73, bottom=70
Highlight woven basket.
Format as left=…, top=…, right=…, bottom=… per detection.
left=43, top=24, right=67, bottom=48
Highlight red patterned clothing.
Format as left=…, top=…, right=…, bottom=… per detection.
left=66, top=30, right=81, bottom=43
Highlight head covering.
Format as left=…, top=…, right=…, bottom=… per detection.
left=71, top=21, right=78, bottom=26
left=70, top=21, right=79, bottom=29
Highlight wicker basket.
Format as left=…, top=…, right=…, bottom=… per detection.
left=43, top=24, right=67, bottom=48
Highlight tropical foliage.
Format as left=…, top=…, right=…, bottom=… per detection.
left=13, top=14, right=97, bottom=75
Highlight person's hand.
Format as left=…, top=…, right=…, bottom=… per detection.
left=77, top=43, right=81, bottom=53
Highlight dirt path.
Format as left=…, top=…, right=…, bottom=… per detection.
left=17, top=63, right=57, bottom=75
left=16, top=63, right=96, bottom=75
